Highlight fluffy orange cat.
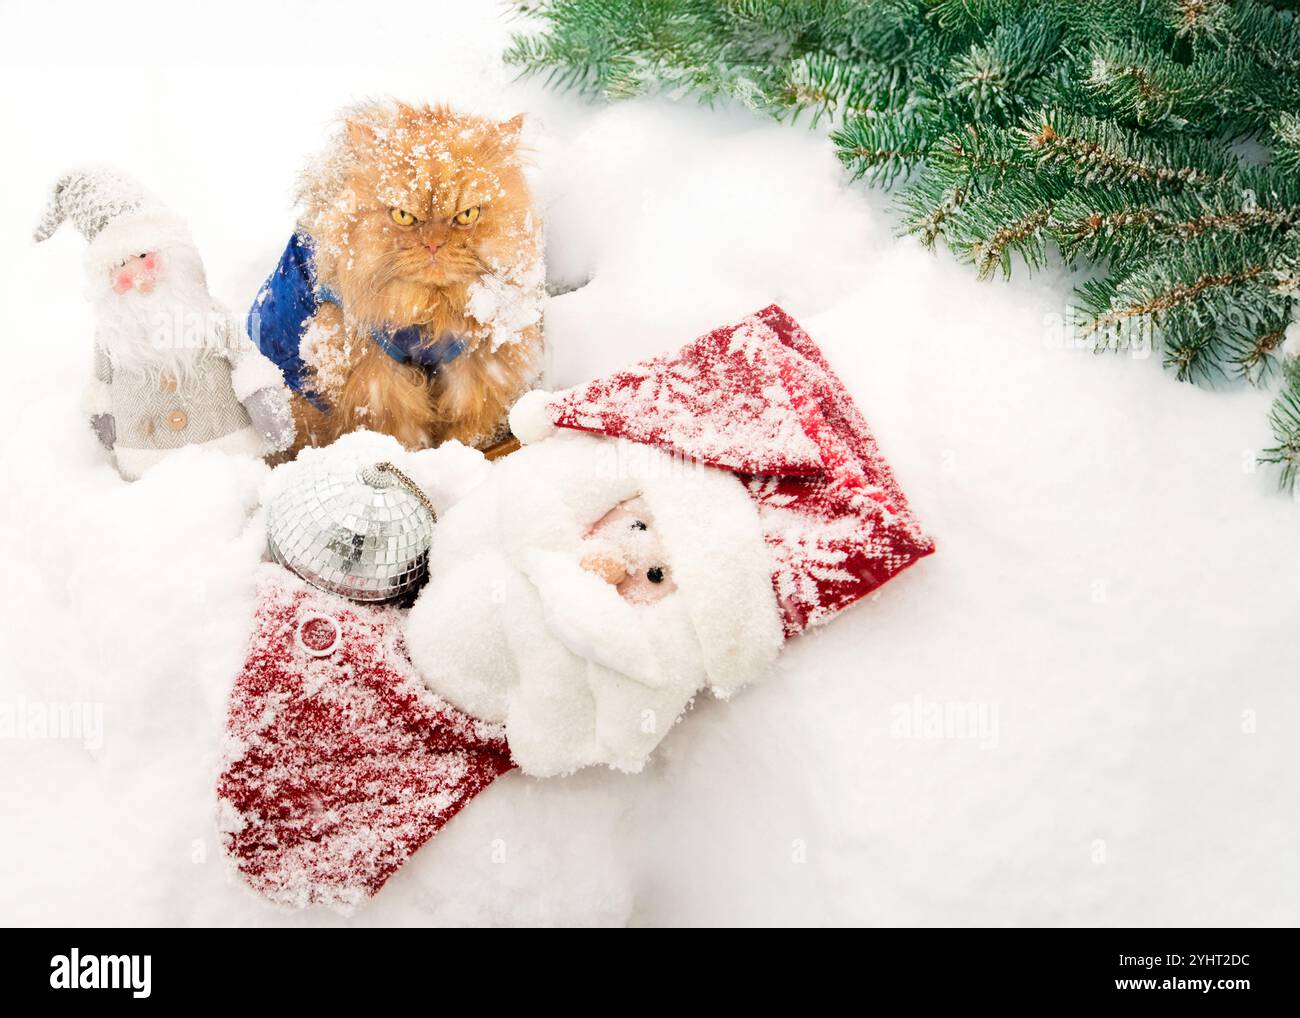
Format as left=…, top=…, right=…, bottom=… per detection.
left=262, top=101, right=543, bottom=454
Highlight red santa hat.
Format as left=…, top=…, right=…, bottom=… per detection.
left=510, top=304, right=935, bottom=637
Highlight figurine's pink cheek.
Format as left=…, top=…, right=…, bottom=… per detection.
left=112, top=274, right=134, bottom=294
left=142, top=254, right=158, bottom=271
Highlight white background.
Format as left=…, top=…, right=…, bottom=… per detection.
left=0, top=0, right=1296, bottom=926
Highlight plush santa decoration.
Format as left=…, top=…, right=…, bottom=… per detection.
left=34, top=167, right=294, bottom=479
left=405, top=303, right=934, bottom=775
left=218, top=305, right=933, bottom=908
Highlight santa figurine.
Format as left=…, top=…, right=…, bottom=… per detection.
left=34, top=167, right=293, bottom=479
left=218, top=305, right=935, bottom=909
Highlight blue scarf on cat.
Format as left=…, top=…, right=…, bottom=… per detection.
left=248, top=232, right=468, bottom=411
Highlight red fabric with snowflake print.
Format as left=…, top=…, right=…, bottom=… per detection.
left=217, top=566, right=514, bottom=910
left=544, top=304, right=935, bottom=636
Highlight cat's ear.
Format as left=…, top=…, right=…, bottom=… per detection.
left=344, top=117, right=378, bottom=153
left=499, top=113, right=526, bottom=144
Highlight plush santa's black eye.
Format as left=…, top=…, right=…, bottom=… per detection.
left=646, top=566, right=664, bottom=584
left=631, top=520, right=647, bottom=531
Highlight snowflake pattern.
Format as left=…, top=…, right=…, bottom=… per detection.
left=546, top=304, right=935, bottom=637
left=218, top=567, right=513, bottom=910
left=549, top=310, right=824, bottom=474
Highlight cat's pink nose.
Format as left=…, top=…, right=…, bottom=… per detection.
left=425, top=242, right=441, bottom=257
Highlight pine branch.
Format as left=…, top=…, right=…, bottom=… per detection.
left=892, top=124, right=1034, bottom=244
left=1274, top=112, right=1300, bottom=175
left=944, top=10, right=1065, bottom=122
left=1228, top=314, right=1289, bottom=379
left=1228, top=0, right=1300, bottom=73
left=1054, top=184, right=1300, bottom=263
left=1025, top=110, right=1234, bottom=189
left=1084, top=40, right=1255, bottom=132
left=1262, top=364, right=1300, bottom=487
left=833, top=112, right=931, bottom=184
left=896, top=173, right=967, bottom=246
left=1161, top=0, right=1236, bottom=43
left=940, top=175, right=1059, bottom=276
left=1074, top=237, right=1286, bottom=378
left=774, top=53, right=912, bottom=124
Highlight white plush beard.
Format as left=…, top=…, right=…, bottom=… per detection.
left=407, top=429, right=783, bottom=774
left=501, top=552, right=707, bottom=775
left=408, top=542, right=708, bottom=776
left=91, top=245, right=225, bottom=387
left=520, top=549, right=705, bottom=691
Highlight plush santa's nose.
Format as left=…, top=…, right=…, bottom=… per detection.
left=580, top=552, right=627, bottom=586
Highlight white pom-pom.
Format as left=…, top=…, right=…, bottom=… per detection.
left=509, top=389, right=558, bottom=445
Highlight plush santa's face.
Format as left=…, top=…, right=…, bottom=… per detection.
left=110, top=251, right=160, bottom=295
left=404, top=429, right=786, bottom=775
left=91, top=242, right=220, bottom=384
left=579, top=496, right=678, bottom=604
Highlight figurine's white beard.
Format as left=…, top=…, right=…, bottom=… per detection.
left=414, top=547, right=708, bottom=775
left=91, top=246, right=226, bottom=387
left=518, top=549, right=706, bottom=690
left=406, top=430, right=784, bottom=774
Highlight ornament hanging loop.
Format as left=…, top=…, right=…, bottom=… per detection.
left=369, top=461, right=438, bottom=523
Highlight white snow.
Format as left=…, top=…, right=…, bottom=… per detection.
left=1, top=0, right=1297, bottom=926
left=465, top=251, right=544, bottom=351
left=298, top=315, right=349, bottom=394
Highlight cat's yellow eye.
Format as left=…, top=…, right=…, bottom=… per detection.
left=390, top=208, right=416, bottom=226
left=453, top=206, right=480, bottom=227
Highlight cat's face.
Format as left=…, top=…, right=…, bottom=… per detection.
left=302, top=103, right=535, bottom=325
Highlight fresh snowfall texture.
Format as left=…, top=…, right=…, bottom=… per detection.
left=1, top=0, right=1298, bottom=926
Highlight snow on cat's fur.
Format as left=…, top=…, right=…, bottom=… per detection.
left=290, top=101, right=544, bottom=453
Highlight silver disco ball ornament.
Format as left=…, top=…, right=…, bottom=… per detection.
left=267, top=460, right=437, bottom=603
